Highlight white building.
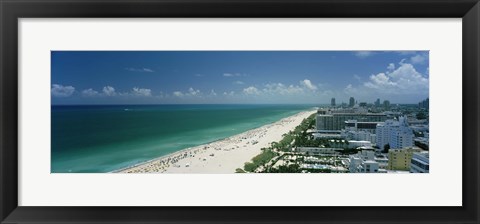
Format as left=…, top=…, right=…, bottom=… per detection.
left=376, top=116, right=414, bottom=149
left=294, top=147, right=343, bottom=155
left=410, top=152, right=429, bottom=173
left=390, top=126, right=415, bottom=149
left=348, top=140, right=372, bottom=149
left=342, top=129, right=377, bottom=144
left=348, top=150, right=380, bottom=173
left=363, top=161, right=380, bottom=173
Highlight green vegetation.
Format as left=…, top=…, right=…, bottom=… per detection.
left=242, top=112, right=354, bottom=173
left=235, top=168, right=246, bottom=173
left=416, top=111, right=427, bottom=120
left=383, top=144, right=390, bottom=153
left=271, top=113, right=317, bottom=152
left=243, top=149, right=277, bottom=172
left=268, top=164, right=302, bottom=173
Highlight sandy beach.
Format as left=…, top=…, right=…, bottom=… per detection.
left=116, top=110, right=316, bottom=174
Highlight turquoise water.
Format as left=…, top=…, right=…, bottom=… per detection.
left=51, top=104, right=314, bottom=173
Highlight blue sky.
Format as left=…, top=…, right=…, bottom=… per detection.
left=51, top=51, right=429, bottom=105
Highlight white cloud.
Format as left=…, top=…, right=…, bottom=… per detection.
left=387, top=63, right=395, bottom=70
left=353, top=74, right=362, bottom=81
left=223, top=91, right=235, bottom=96
left=410, top=54, right=427, bottom=64
left=223, top=73, right=244, bottom=77
left=126, top=67, right=154, bottom=73
left=364, top=73, right=397, bottom=89
left=263, top=83, right=304, bottom=95
left=300, top=79, right=317, bottom=91
left=344, top=84, right=357, bottom=95
left=243, top=86, right=261, bottom=95
left=234, top=81, right=245, bottom=85
left=172, top=88, right=201, bottom=98
left=188, top=87, right=201, bottom=96
left=81, top=88, right=99, bottom=97
left=131, top=87, right=152, bottom=97
left=51, top=84, right=75, bottom=97
left=173, top=91, right=184, bottom=97
left=102, top=86, right=116, bottom=96
left=363, top=62, right=428, bottom=94
left=354, top=51, right=375, bottom=58
left=209, top=89, right=217, bottom=96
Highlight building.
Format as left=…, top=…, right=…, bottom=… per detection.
left=390, top=126, right=415, bottom=149
left=295, top=147, right=343, bottom=155
left=387, top=147, right=422, bottom=171
left=311, top=130, right=342, bottom=139
left=375, top=98, right=381, bottom=107
left=345, top=120, right=383, bottom=133
left=376, top=116, right=414, bottom=149
left=383, top=100, right=391, bottom=110
left=331, top=98, right=336, bottom=107
left=316, top=112, right=387, bottom=131
left=410, top=152, right=429, bottom=173
left=348, top=151, right=380, bottom=173
left=418, top=98, right=429, bottom=110
left=363, top=161, right=380, bottom=173
left=348, top=140, right=373, bottom=149
left=342, top=130, right=376, bottom=145
left=374, top=154, right=389, bottom=169
left=349, top=97, right=355, bottom=107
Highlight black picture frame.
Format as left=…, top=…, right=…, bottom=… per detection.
left=1, top=0, right=479, bottom=223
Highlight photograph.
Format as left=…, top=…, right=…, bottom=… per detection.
left=51, top=51, right=429, bottom=174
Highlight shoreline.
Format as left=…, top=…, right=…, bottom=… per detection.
left=116, top=109, right=316, bottom=173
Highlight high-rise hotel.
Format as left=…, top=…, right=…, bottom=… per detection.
left=316, top=109, right=387, bottom=131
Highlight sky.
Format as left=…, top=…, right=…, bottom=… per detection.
left=51, top=51, right=429, bottom=105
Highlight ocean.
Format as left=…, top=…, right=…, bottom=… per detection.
left=51, top=104, right=315, bottom=173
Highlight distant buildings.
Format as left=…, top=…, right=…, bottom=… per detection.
left=376, top=116, right=414, bottom=150
left=331, top=98, right=336, bottom=107
left=383, top=100, right=391, bottom=110
left=418, top=98, right=429, bottom=109
left=375, top=98, right=381, bottom=107
left=410, top=152, right=430, bottom=173
left=387, top=147, right=422, bottom=171
left=349, top=97, right=355, bottom=107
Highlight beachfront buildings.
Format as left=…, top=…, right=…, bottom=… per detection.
left=316, top=111, right=387, bottom=131
left=341, top=120, right=382, bottom=144
left=410, top=152, right=430, bottom=173
left=295, top=147, right=343, bottom=155
left=348, top=150, right=380, bottom=173
left=388, top=147, right=422, bottom=171
left=376, top=116, right=414, bottom=150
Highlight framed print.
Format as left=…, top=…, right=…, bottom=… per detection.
left=1, top=0, right=479, bottom=223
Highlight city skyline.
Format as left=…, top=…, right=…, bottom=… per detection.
left=51, top=51, right=429, bottom=105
